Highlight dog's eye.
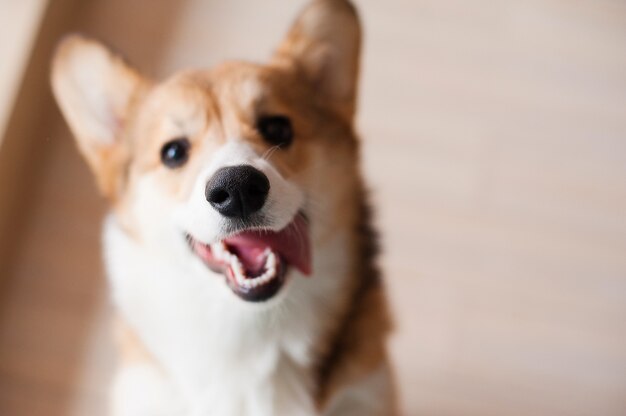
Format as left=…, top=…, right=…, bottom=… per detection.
left=160, top=138, right=190, bottom=168
left=257, top=115, right=293, bottom=147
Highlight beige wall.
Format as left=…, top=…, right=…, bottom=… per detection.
left=0, top=1, right=47, bottom=142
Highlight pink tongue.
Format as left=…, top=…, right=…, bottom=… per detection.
left=223, top=216, right=311, bottom=276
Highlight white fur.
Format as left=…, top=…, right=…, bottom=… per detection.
left=111, top=363, right=186, bottom=416
left=104, top=139, right=381, bottom=415
left=105, top=216, right=351, bottom=415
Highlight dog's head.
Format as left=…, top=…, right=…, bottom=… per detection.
left=52, top=0, right=362, bottom=303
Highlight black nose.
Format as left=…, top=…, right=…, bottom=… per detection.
left=205, top=165, right=270, bottom=219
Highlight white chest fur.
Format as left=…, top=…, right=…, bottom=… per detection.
left=103, top=216, right=351, bottom=416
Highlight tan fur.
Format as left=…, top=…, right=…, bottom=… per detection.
left=114, top=316, right=158, bottom=367
left=312, top=192, right=396, bottom=412
left=51, top=35, right=150, bottom=200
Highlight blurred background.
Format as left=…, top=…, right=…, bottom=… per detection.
left=1, top=0, right=626, bottom=415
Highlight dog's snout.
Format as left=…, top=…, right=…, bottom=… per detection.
left=205, top=165, right=270, bottom=219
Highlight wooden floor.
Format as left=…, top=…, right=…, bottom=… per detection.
left=1, top=0, right=626, bottom=415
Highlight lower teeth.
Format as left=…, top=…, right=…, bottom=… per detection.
left=211, top=242, right=277, bottom=288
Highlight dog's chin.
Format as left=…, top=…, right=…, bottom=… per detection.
left=185, top=214, right=311, bottom=303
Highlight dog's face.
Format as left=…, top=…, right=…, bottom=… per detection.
left=52, top=0, right=362, bottom=303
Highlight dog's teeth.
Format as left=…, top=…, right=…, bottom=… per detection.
left=210, top=242, right=222, bottom=259
left=243, top=250, right=277, bottom=288
left=236, top=249, right=278, bottom=288
left=209, top=241, right=279, bottom=288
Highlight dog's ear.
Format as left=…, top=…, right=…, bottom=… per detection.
left=51, top=34, right=146, bottom=198
left=272, top=0, right=361, bottom=120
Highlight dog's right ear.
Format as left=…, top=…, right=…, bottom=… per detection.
left=272, top=0, right=361, bottom=121
left=51, top=35, right=146, bottom=198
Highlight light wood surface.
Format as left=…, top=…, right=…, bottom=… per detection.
left=1, top=1, right=625, bottom=415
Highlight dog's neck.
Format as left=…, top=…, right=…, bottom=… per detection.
left=103, top=208, right=360, bottom=412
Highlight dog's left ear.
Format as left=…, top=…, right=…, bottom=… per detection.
left=272, top=0, right=361, bottom=120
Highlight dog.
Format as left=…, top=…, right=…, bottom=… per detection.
left=51, top=0, right=395, bottom=414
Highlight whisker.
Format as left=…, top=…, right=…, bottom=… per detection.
left=261, top=145, right=281, bottom=161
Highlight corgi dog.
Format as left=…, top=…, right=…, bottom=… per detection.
left=51, top=0, right=395, bottom=414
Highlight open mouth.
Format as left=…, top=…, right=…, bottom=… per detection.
left=186, top=215, right=311, bottom=302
